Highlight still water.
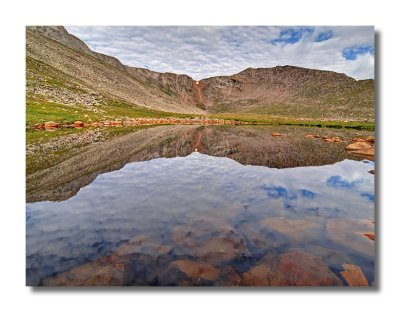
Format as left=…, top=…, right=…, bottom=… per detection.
left=26, top=149, right=374, bottom=286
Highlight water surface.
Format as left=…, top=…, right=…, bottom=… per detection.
left=26, top=148, right=375, bottom=286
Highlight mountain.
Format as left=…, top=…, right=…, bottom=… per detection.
left=26, top=26, right=374, bottom=125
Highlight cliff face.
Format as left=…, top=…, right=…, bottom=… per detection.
left=26, top=26, right=374, bottom=122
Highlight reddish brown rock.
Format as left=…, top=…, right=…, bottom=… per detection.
left=353, top=138, right=368, bottom=142
left=339, top=264, right=369, bottom=286
left=215, top=266, right=242, bottom=286
left=159, top=260, right=220, bottom=286
left=345, top=141, right=372, bottom=151
left=351, top=146, right=374, bottom=157
left=74, top=121, right=84, bottom=127
left=322, top=136, right=329, bottom=140
left=271, top=132, right=283, bottom=137
left=33, top=123, right=43, bottom=129
left=270, top=251, right=342, bottom=286
left=332, top=137, right=342, bottom=143
left=363, top=233, right=375, bottom=241
left=241, top=251, right=342, bottom=286
left=241, top=262, right=271, bottom=286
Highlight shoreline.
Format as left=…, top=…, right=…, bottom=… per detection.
left=29, top=117, right=375, bottom=131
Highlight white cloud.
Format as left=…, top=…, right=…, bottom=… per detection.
left=65, top=26, right=374, bottom=80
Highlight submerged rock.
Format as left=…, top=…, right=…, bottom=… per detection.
left=326, top=219, right=374, bottom=258
left=159, top=260, right=220, bottom=286
left=241, top=250, right=342, bottom=286
left=171, top=219, right=250, bottom=265
left=340, top=263, right=369, bottom=286
left=262, top=217, right=322, bottom=243
left=41, top=234, right=170, bottom=286
left=158, top=260, right=242, bottom=286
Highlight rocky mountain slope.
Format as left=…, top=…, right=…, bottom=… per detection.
left=26, top=26, right=374, bottom=124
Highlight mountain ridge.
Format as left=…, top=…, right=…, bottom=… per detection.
left=26, top=26, right=374, bottom=124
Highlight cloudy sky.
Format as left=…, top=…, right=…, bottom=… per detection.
left=65, top=26, right=374, bottom=80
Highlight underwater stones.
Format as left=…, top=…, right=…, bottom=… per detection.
left=158, top=260, right=217, bottom=286
left=114, top=235, right=169, bottom=257
left=339, top=263, right=369, bottom=286
left=42, top=235, right=171, bottom=286
left=261, top=218, right=321, bottom=243
left=241, top=258, right=272, bottom=286
left=171, top=220, right=249, bottom=265
left=41, top=254, right=132, bottom=286
left=235, top=222, right=277, bottom=253
left=326, top=219, right=374, bottom=258
left=159, top=260, right=242, bottom=286
left=271, top=251, right=342, bottom=286
left=214, top=266, right=242, bottom=286
left=241, top=251, right=342, bottom=286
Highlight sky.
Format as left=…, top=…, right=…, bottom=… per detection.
left=65, top=26, right=374, bottom=81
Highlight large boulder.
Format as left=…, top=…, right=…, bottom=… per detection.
left=345, top=141, right=372, bottom=150
left=241, top=250, right=343, bottom=286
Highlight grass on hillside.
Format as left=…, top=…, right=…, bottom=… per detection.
left=26, top=97, right=200, bottom=127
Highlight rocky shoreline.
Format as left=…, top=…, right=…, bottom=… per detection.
left=32, top=118, right=245, bottom=130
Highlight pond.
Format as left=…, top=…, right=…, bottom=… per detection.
left=26, top=125, right=375, bottom=286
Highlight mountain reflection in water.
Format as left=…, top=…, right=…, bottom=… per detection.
left=26, top=125, right=371, bottom=202
left=26, top=152, right=374, bottom=286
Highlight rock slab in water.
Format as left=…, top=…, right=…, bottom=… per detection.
left=241, top=250, right=343, bottom=286
left=340, top=263, right=369, bottom=286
